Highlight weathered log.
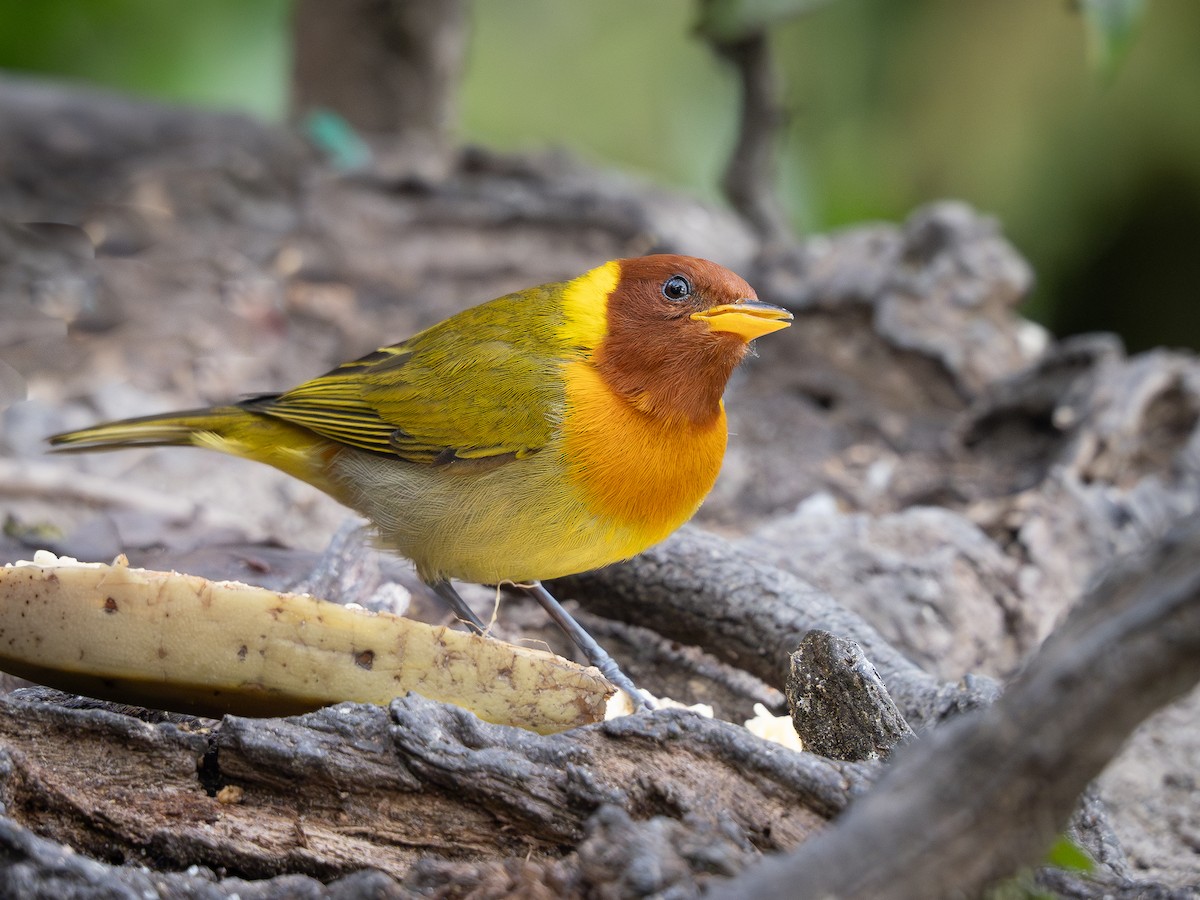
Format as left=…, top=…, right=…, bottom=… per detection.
left=551, top=526, right=1001, bottom=730
left=0, top=689, right=867, bottom=887
left=710, top=514, right=1200, bottom=900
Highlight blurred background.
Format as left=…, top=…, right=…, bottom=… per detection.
left=0, top=0, right=1196, bottom=351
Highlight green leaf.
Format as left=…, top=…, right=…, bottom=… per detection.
left=1045, top=836, right=1095, bottom=873
left=1079, top=0, right=1147, bottom=81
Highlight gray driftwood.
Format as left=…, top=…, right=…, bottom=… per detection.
left=712, top=513, right=1200, bottom=900
left=551, top=528, right=1002, bottom=730
left=0, top=689, right=864, bottom=897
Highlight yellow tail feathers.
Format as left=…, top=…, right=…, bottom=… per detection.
left=48, top=407, right=247, bottom=452
left=48, top=406, right=345, bottom=498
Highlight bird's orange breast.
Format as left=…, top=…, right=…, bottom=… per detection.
left=559, top=361, right=727, bottom=553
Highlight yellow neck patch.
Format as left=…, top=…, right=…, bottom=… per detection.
left=558, top=260, right=619, bottom=349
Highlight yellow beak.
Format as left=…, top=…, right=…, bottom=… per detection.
left=691, top=300, right=793, bottom=342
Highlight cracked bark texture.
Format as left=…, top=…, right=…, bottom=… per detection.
left=786, top=630, right=915, bottom=761
left=1, top=72, right=1199, bottom=896
left=0, top=690, right=863, bottom=895
left=711, top=514, right=1200, bottom=900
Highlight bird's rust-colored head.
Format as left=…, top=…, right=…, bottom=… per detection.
left=594, top=254, right=791, bottom=425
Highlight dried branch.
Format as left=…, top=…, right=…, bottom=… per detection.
left=713, top=31, right=794, bottom=244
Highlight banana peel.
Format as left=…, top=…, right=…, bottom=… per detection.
left=0, top=552, right=611, bottom=733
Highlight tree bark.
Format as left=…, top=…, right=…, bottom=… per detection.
left=786, top=630, right=916, bottom=761
left=0, top=689, right=864, bottom=890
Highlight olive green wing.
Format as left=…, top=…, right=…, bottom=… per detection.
left=244, top=304, right=565, bottom=465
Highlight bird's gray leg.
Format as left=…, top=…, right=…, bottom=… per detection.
left=429, top=578, right=488, bottom=633
left=523, top=581, right=653, bottom=709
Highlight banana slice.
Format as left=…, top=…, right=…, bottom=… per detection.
left=0, top=553, right=610, bottom=733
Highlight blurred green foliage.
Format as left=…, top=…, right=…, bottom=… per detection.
left=0, top=0, right=288, bottom=117
left=1081, top=0, right=1147, bottom=80
left=0, top=0, right=1197, bottom=351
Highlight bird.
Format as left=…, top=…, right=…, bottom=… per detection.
left=49, top=254, right=792, bottom=704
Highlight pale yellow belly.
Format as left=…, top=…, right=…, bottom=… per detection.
left=330, top=444, right=653, bottom=584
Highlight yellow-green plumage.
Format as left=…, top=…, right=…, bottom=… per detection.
left=265, top=284, right=571, bottom=464
left=50, top=256, right=791, bottom=589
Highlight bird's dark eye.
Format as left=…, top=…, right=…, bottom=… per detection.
left=662, top=275, right=692, bottom=302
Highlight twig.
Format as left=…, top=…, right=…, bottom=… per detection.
left=713, top=32, right=794, bottom=244
left=0, top=457, right=197, bottom=520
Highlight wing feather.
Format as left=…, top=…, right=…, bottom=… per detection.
left=241, top=290, right=568, bottom=465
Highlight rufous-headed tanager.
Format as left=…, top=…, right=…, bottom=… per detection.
left=50, top=255, right=792, bottom=704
